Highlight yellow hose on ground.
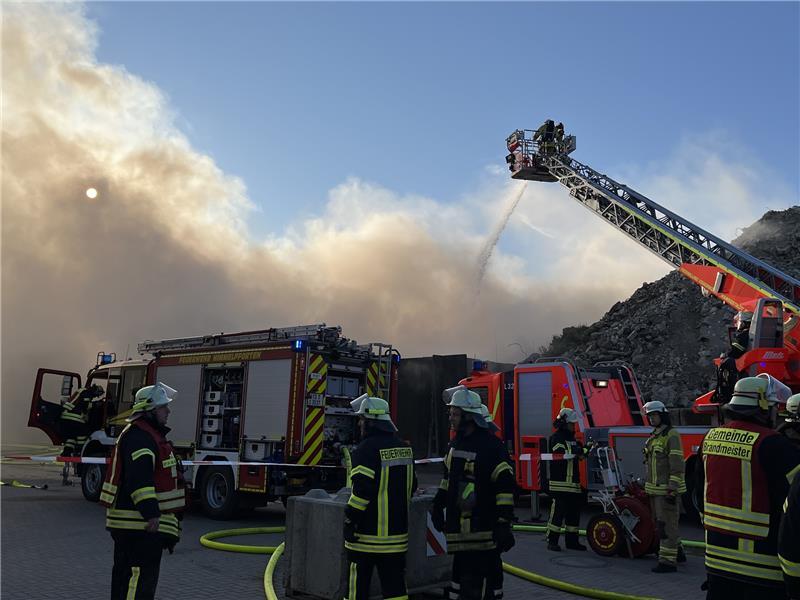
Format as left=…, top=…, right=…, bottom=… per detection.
left=263, top=542, right=285, bottom=600
left=201, top=524, right=704, bottom=600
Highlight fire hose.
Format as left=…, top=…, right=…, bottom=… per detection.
left=200, top=524, right=705, bottom=600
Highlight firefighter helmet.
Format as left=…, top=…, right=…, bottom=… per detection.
left=733, top=310, right=754, bottom=330
left=785, top=394, right=800, bottom=422
left=130, top=382, right=177, bottom=417
left=642, top=401, right=668, bottom=414
left=443, top=385, right=487, bottom=428
left=556, top=407, right=578, bottom=423
left=479, top=404, right=500, bottom=433
left=728, top=374, right=791, bottom=411
left=351, top=394, right=397, bottom=431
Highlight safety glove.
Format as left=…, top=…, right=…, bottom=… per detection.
left=343, top=517, right=358, bottom=543
left=493, top=521, right=515, bottom=553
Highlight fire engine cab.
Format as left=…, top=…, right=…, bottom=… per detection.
left=28, top=324, right=398, bottom=519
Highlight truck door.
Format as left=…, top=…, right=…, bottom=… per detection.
left=28, top=369, right=82, bottom=444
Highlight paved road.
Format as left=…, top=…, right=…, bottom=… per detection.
left=1, top=447, right=706, bottom=599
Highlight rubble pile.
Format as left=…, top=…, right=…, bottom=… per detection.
left=541, top=207, right=800, bottom=406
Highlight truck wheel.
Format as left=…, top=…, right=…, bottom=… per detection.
left=586, top=513, right=624, bottom=556
left=81, top=463, right=106, bottom=502
left=200, top=466, right=238, bottom=520
left=682, top=458, right=702, bottom=524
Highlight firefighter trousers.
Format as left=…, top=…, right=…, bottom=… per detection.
left=651, top=495, right=682, bottom=566
left=448, top=550, right=498, bottom=600
left=705, top=573, right=788, bottom=600
left=110, top=531, right=164, bottom=600
left=547, top=492, right=584, bottom=546
left=345, top=550, right=408, bottom=600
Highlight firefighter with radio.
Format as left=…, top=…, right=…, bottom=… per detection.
left=547, top=407, right=591, bottom=552
left=101, top=382, right=185, bottom=600
left=699, top=375, right=800, bottom=600
left=431, top=386, right=516, bottom=600
left=642, top=400, right=686, bottom=573
left=778, top=394, right=800, bottom=449
left=343, top=395, right=416, bottom=600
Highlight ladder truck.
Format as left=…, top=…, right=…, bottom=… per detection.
left=28, top=324, right=399, bottom=518
left=459, top=124, right=800, bottom=522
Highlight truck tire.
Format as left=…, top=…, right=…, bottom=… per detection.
left=81, top=463, right=106, bottom=503
left=200, top=466, right=239, bottom=520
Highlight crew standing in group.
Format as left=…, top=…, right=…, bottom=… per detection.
left=699, top=375, right=800, bottom=600
left=432, top=386, right=516, bottom=600
left=547, top=407, right=591, bottom=552
left=642, top=400, right=686, bottom=572
left=343, top=395, right=416, bottom=600
left=101, top=382, right=185, bottom=600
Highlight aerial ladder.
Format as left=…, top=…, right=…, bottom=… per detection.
left=504, top=124, right=800, bottom=409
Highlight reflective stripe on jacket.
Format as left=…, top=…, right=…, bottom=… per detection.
left=644, top=426, right=686, bottom=496
left=101, top=418, right=185, bottom=542
left=548, top=430, right=588, bottom=494
left=434, top=429, right=515, bottom=553
left=344, top=431, right=416, bottom=554
left=701, top=419, right=800, bottom=587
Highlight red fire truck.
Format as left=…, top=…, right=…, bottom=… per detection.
left=28, top=324, right=398, bottom=518
left=461, top=359, right=709, bottom=519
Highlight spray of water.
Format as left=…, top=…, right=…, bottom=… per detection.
left=476, top=183, right=527, bottom=292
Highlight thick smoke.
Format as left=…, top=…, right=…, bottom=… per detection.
left=2, top=5, right=791, bottom=442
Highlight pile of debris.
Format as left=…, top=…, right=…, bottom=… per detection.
left=541, top=206, right=800, bottom=407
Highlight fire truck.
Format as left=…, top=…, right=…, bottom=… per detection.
left=28, top=324, right=398, bottom=519
left=479, top=123, right=800, bottom=519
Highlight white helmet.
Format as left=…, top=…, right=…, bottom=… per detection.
left=129, top=382, right=177, bottom=419
left=556, top=407, right=578, bottom=423
left=351, top=394, right=397, bottom=431
left=479, top=404, right=500, bottom=433
left=642, top=401, right=668, bottom=415
left=785, top=393, right=800, bottom=422
left=443, top=385, right=487, bottom=428
left=728, top=374, right=791, bottom=411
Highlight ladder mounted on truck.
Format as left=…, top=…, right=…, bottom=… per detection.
left=505, top=126, right=800, bottom=320
left=138, top=324, right=343, bottom=354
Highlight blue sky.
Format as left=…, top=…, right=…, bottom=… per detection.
left=85, top=1, right=799, bottom=241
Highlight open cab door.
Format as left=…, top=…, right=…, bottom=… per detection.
left=28, top=369, right=82, bottom=444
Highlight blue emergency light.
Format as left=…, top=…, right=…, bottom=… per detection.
left=393, top=353, right=401, bottom=364
left=293, top=339, right=306, bottom=352
left=473, top=360, right=488, bottom=371
left=99, top=353, right=115, bottom=365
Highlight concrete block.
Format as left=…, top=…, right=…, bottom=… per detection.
left=284, top=488, right=452, bottom=599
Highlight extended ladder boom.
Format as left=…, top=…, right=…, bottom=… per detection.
left=505, top=128, right=800, bottom=317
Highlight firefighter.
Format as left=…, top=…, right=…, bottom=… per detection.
left=716, top=310, right=753, bottom=404
left=431, top=386, right=515, bottom=600
left=779, top=470, right=800, bottom=599
left=642, top=400, right=686, bottom=572
left=555, top=122, right=565, bottom=143
left=533, top=119, right=556, bottom=154
left=546, top=407, right=591, bottom=552
left=101, top=382, right=185, bottom=600
left=343, top=394, right=415, bottom=600
left=778, top=393, right=800, bottom=449
left=59, top=384, right=104, bottom=485
left=699, top=375, right=800, bottom=600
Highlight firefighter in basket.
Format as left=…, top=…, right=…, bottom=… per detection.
left=432, top=386, right=516, bottom=600
left=642, top=400, right=686, bottom=573
left=547, top=407, right=593, bottom=552
left=698, top=375, right=800, bottom=600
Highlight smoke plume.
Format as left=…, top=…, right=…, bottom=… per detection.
left=2, top=5, right=792, bottom=442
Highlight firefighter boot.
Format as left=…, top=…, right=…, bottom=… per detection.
left=61, top=464, right=73, bottom=486
left=651, top=563, right=677, bottom=573
left=565, top=530, right=586, bottom=551
left=677, top=546, right=687, bottom=563
left=546, top=534, right=561, bottom=552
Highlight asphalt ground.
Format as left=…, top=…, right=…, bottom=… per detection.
left=1, top=446, right=707, bottom=600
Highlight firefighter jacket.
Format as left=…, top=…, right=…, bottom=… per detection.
left=728, top=329, right=750, bottom=359
left=778, top=421, right=800, bottom=449
left=433, top=428, right=515, bottom=553
left=779, top=471, right=800, bottom=598
left=60, top=388, right=93, bottom=425
left=101, top=417, right=185, bottom=544
left=643, top=425, right=686, bottom=497
left=344, top=430, right=416, bottom=554
left=700, top=419, right=800, bottom=588
left=548, top=429, right=589, bottom=494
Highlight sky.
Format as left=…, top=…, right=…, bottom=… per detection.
left=2, top=2, right=799, bottom=442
